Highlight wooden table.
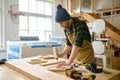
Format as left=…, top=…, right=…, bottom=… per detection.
left=1, top=56, right=120, bottom=80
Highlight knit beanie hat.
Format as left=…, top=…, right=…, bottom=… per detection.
left=55, top=4, right=71, bottom=22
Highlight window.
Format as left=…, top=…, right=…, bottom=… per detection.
left=19, top=0, right=53, bottom=41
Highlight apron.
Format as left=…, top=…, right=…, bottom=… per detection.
left=66, top=25, right=94, bottom=64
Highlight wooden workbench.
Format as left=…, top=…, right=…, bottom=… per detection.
left=0, top=65, right=30, bottom=80
left=2, top=56, right=120, bottom=80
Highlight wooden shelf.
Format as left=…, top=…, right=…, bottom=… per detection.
left=95, top=38, right=110, bottom=42
left=94, top=8, right=120, bottom=15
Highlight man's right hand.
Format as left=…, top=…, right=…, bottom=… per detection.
left=57, top=53, right=65, bottom=58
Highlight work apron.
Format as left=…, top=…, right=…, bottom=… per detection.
left=67, top=33, right=94, bottom=64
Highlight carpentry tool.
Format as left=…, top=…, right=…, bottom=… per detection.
left=53, top=47, right=58, bottom=61
left=85, top=62, right=103, bottom=73
left=65, top=66, right=96, bottom=80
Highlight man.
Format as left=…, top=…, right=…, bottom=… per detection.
left=55, top=4, right=94, bottom=68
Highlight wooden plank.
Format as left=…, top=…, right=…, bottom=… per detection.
left=112, top=0, right=114, bottom=9
left=40, top=60, right=65, bottom=66
left=94, top=8, right=120, bottom=14
left=5, top=58, right=73, bottom=80
left=71, top=0, right=75, bottom=14
left=28, top=59, right=47, bottom=64
left=66, top=0, right=68, bottom=10
left=5, top=60, right=41, bottom=80
left=91, top=0, right=94, bottom=13
left=0, top=65, right=30, bottom=80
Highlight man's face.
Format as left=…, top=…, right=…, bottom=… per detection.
left=58, top=21, right=69, bottom=29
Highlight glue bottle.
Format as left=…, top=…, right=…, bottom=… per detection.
left=49, top=34, right=51, bottom=41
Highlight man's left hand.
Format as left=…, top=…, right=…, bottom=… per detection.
left=56, top=62, right=70, bottom=68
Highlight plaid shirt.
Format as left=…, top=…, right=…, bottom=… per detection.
left=64, top=17, right=91, bottom=47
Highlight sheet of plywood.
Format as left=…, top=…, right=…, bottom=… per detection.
left=0, top=65, right=30, bottom=80
left=5, top=57, right=120, bottom=80
left=5, top=58, right=73, bottom=80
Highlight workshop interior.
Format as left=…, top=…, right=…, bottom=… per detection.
left=0, top=0, right=120, bottom=80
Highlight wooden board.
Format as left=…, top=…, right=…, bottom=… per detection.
left=5, top=57, right=73, bottom=80
left=0, top=65, right=30, bottom=80
left=39, top=55, right=54, bottom=60
left=5, top=56, right=120, bottom=80
left=28, top=56, right=66, bottom=66
left=28, top=58, right=48, bottom=64
left=40, top=60, right=66, bottom=66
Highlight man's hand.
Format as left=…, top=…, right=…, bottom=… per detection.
left=57, top=53, right=65, bottom=58
left=56, top=62, right=70, bottom=68
left=57, top=45, right=72, bottom=58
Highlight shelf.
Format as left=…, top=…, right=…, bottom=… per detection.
left=95, top=38, right=110, bottom=42
left=95, top=8, right=120, bottom=13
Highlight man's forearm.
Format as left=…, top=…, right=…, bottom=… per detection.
left=61, top=45, right=72, bottom=55
left=66, top=45, right=80, bottom=65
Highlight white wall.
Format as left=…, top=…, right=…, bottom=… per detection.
left=94, top=0, right=120, bottom=10
left=112, top=15, right=120, bottom=30
left=102, top=15, right=120, bottom=47
left=3, top=0, right=19, bottom=47
left=54, top=23, right=65, bottom=37
left=94, top=0, right=112, bottom=10
left=102, top=15, right=120, bottom=30
left=114, top=0, right=120, bottom=8
left=54, top=0, right=66, bottom=37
